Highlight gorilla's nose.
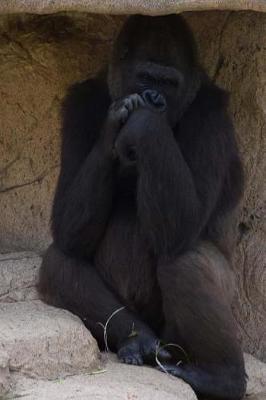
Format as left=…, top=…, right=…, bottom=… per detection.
left=142, top=89, right=167, bottom=112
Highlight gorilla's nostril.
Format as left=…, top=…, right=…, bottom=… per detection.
left=142, top=89, right=167, bottom=111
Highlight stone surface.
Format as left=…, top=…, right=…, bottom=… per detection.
left=5, top=353, right=266, bottom=400
left=0, top=0, right=265, bottom=15
left=0, top=252, right=40, bottom=302
left=0, top=10, right=265, bottom=360
left=0, top=300, right=101, bottom=379
left=0, top=294, right=264, bottom=399
left=0, top=349, right=12, bottom=397
left=246, top=353, right=266, bottom=396
left=11, top=355, right=198, bottom=400
left=0, top=12, right=124, bottom=253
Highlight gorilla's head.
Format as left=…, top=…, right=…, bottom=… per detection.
left=108, top=15, right=201, bottom=127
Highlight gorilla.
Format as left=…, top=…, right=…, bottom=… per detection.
left=39, top=14, right=247, bottom=400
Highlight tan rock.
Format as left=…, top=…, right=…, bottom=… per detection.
left=246, top=394, right=266, bottom=400
left=0, top=349, right=12, bottom=397
left=0, top=0, right=265, bottom=16
left=13, top=354, right=197, bottom=400
left=8, top=353, right=266, bottom=400
left=0, top=12, right=123, bottom=253
left=0, top=300, right=101, bottom=379
left=0, top=252, right=40, bottom=302
left=246, top=353, right=266, bottom=396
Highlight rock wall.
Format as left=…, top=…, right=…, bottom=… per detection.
left=186, top=11, right=266, bottom=360
left=0, top=13, right=124, bottom=251
left=0, top=11, right=265, bottom=360
left=1, top=0, right=265, bottom=15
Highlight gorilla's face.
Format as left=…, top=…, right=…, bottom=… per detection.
left=108, top=15, right=200, bottom=127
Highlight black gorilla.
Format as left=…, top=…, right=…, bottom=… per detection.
left=39, top=15, right=246, bottom=399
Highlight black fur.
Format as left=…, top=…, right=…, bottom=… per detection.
left=39, top=15, right=246, bottom=400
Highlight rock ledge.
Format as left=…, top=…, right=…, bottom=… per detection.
left=0, top=0, right=265, bottom=16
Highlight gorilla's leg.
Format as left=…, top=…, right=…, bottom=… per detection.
left=157, top=242, right=246, bottom=400
left=39, top=244, right=169, bottom=363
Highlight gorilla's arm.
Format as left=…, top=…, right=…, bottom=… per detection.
left=137, top=85, right=243, bottom=257
left=45, top=84, right=169, bottom=358
left=52, top=78, right=115, bottom=258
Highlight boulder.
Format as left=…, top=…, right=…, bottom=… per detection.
left=8, top=353, right=266, bottom=400
left=246, top=353, right=266, bottom=396
left=0, top=300, right=101, bottom=379
left=13, top=355, right=198, bottom=400
left=0, top=349, right=12, bottom=397
left=0, top=252, right=40, bottom=302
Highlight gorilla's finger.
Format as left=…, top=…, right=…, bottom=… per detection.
left=156, top=347, right=172, bottom=361
left=133, top=93, right=145, bottom=108
left=120, top=107, right=129, bottom=124
left=156, top=364, right=183, bottom=377
left=125, top=97, right=134, bottom=112
left=142, top=89, right=167, bottom=111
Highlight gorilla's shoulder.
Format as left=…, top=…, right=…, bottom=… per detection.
left=180, top=83, right=231, bottom=135
left=195, top=83, right=230, bottom=113
left=63, top=74, right=110, bottom=110
left=60, top=72, right=111, bottom=142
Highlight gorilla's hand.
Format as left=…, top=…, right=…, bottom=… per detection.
left=101, top=94, right=145, bottom=158
left=114, top=102, right=168, bottom=167
left=142, top=89, right=167, bottom=112
left=117, top=330, right=171, bottom=366
left=110, top=93, right=145, bottom=126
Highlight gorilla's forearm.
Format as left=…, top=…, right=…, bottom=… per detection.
left=50, top=78, right=117, bottom=258
left=52, top=144, right=116, bottom=258
left=137, top=123, right=201, bottom=257
left=135, top=112, right=227, bottom=258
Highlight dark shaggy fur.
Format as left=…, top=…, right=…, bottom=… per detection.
left=39, top=15, right=246, bottom=400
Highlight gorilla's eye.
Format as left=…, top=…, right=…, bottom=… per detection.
left=164, top=77, right=180, bottom=88
left=138, top=71, right=181, bottom=89
left=138, top=71, right=158, bottom=84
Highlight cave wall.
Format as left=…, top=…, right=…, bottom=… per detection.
left=0, top=11, right=265, bottom=360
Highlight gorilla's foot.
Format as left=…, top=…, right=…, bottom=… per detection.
left=157, top=363, right=247, bottom=400
left=117, top=333, right=171, bottom=367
